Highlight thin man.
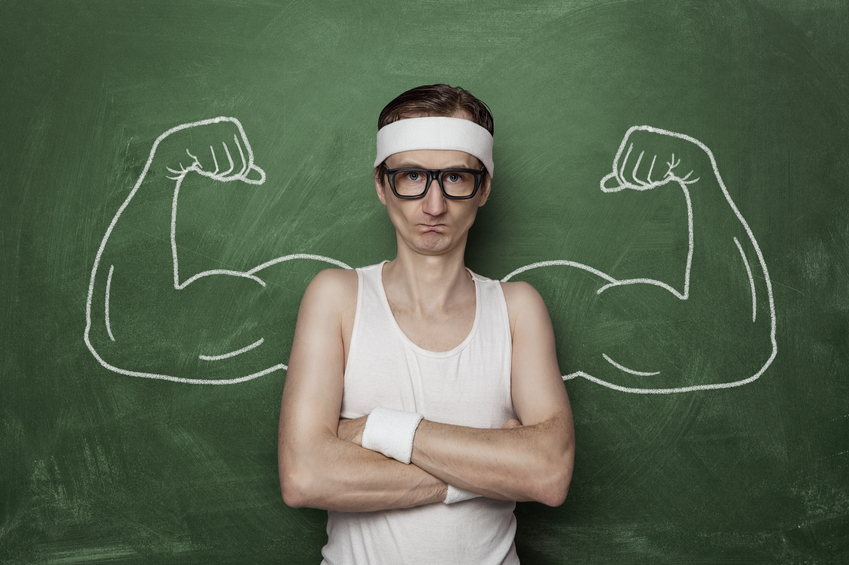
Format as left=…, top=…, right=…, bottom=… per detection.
left=279, top=84, right=575, bottom=564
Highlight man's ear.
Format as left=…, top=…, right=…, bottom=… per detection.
left=477, top=174, right=492, bottom=207
left=375, top=171, right=388, bottom=206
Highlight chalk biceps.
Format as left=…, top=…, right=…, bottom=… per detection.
left=84, top=116, right=344, bottom=385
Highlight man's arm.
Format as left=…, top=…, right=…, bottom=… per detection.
left=278, top=269, right=448, bottom=512
left=341, top=281, right=575, bottom=507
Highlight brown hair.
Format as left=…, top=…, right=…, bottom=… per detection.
left=375, top=84, right=494, bottom=184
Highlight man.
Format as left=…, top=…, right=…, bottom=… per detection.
left=278, top=84, right=575, bottom=564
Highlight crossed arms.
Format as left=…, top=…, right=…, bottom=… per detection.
left=277, top=269, right=575, bottom=512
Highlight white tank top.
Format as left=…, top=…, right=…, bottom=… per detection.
left=321, top=262, right=519, bottom=565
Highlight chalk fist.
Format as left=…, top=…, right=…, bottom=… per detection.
left=601, top=126, right=711, bottom=192
left=153, top=117, right=265, bottom=185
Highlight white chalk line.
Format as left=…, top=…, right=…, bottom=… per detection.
left=501, top=260, right=616, bottom=283
left=606, top=126, right=775, bottom=392
left=105, top=264, right=116, bottom=342
left=199, top=338, right=265, bottom=361
left=83, top=117, right=339, bottom=385
left=169, top=174, right=351, bottom=288
left=249, top=254, right=352, bottom=274
left=596, top=182, right=694, bottom=300
left=86, top=122, right=777, bottom=393
left=512, top=125, right=777, bottom=394
left=563, top=369, right=764, bottom=394
left=88, top=350, right=287, bottom=385
left=602, top=353, right=660, bottom=376
left=169, top=175, right=269, bottom=289
left=734, top=236, right=757, bottom=323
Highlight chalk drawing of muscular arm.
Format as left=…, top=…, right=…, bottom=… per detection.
left=504, top=126, right=777, bottom=393
left=84, top=118, right=349, bottom=385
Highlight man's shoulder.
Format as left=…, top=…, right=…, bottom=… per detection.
left=310, top=266, right=358, bottom=287
left=303, top=268, right=358, bottom=313
left=499, top=280, right=543, bottom=306
left=499, top=280, right=551, bottom=331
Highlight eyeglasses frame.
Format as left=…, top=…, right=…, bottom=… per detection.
left=381, top=165, right=486, bottom=200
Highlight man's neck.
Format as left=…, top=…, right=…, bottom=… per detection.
left=383, top=245, right=474, bottom=316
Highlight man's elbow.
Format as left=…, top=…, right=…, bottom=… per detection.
left=280, top=476, right=305, bottom=509
left=538, top=460, right=573, bottom=507
left=537, top=434, right=575, bottom=507
left=279, top=458, right=317, bottom=509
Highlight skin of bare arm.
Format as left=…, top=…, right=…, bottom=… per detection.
left=278, top=268, right=449, bottom=512
left=337, top=281, right=575, bottom=508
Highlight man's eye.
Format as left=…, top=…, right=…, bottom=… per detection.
left=406, top=172, right=423, bottom=182
left=446, top=173, right=461, bottom=183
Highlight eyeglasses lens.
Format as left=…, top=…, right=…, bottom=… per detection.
left=393, top=170, right=478, bottom=198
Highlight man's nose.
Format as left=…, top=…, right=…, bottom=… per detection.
left=421, top=178, right=447, bottom=215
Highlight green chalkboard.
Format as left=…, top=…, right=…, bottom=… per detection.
left=3, top=0, right=848, bottom=563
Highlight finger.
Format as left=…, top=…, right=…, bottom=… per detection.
left=629, top=149, right=649, bottom=187
left=665, top=153, right=680, bottom=179
left=242, top=163, right=266, bottom=185
left=600, top=170, right=623, bottom=192
left=221, top=142, right=235, bottom=176
left=646, top=154, right=657, bottom=184
left=614, top=143, right=644, bottom=190
left=190, top=146, right=220, bottom=180
left=617, top=142, right=634, bottom=186
left=630, top=150, right=669, bottom=189
left=210, top=145, right=220, bottom=175
left=234, top=134, right=249, bottom=178
left=185, top=148, right=201, bottom=171
left=234, top=119, right=256, bottom=167
left=679, top=170, right=700, bottom=184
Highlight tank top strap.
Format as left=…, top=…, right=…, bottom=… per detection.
left=467, top=269, right=512, bottom=360
left=356, top=262, right=510, bottom=359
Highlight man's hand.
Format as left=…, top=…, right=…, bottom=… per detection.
left=337, top=416, right=367, bottom=446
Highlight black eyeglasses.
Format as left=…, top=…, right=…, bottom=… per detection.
left=382, top=165, right=486, bottom=200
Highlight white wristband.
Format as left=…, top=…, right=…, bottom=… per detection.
left=444, top=485, right=480, bottom=505
left=361, top=407, right=424, bottom=464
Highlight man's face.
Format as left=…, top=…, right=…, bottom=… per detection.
left=375, top=145, right=491, bottom=257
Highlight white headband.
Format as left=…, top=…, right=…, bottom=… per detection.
left=374, top=117, right=494, bottom=178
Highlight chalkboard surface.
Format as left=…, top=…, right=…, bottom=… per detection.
left=3, top=0, right=848, bottom=563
